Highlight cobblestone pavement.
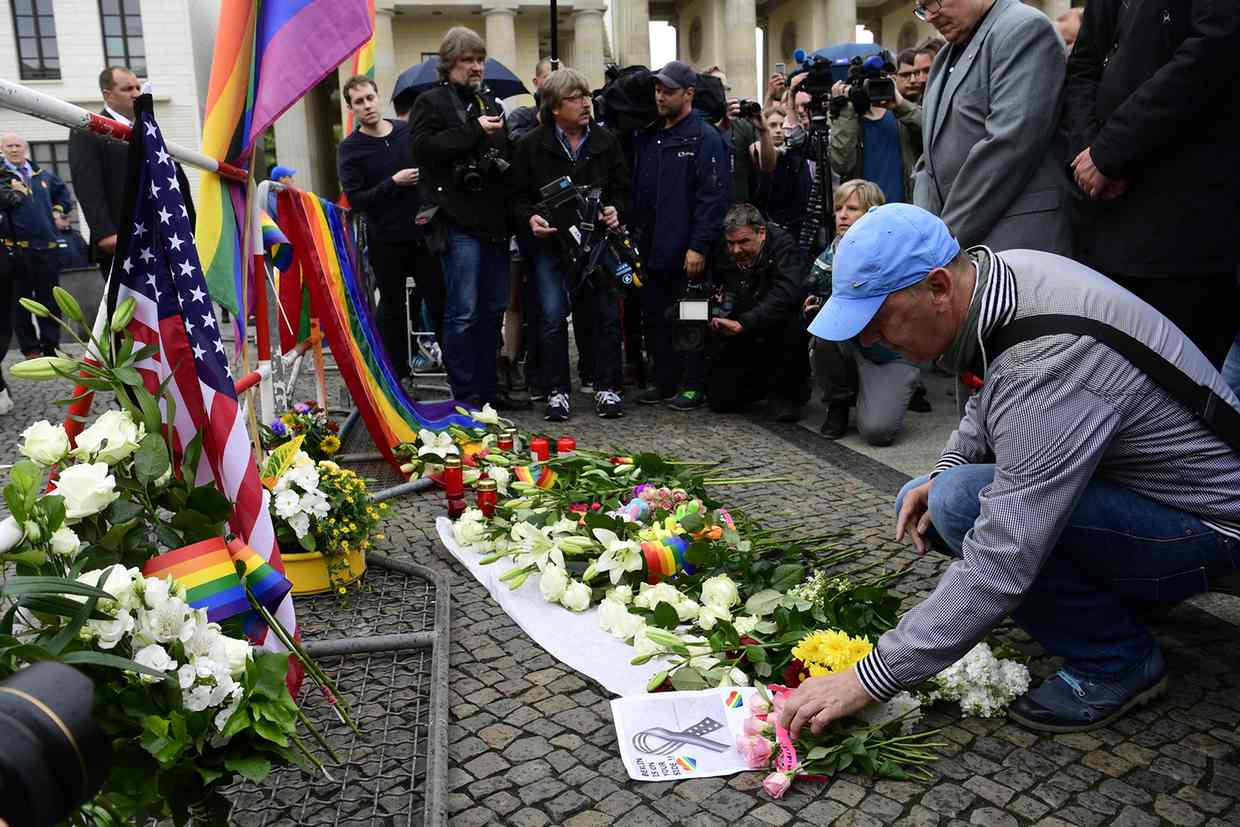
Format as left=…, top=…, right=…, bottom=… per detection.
left=5, top=350, right=1240, bottom=827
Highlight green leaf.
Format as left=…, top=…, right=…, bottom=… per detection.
left=744, top=589, right=784, bottom=617
left=1, top=575, right=111, bottom=600
left=224, top=754, right=273, bottom=783
left=743, top=645, right=767, bottom=664
left=769, top=563, right=805, bottom=593
left=40, top=494, right=66, bottom=532
left=155, top=523, right=184, bottom=550
left=132, top=384, right=163, bottom=436
left=61, top=650, right=169, bottom=678
left=132, top=343, right=159, bottom=363
left=140, top=714, right=188, bottom=765
left=652, top=601, right=680, bottom=630
left=108, top=499, right=145, bottom=525
left=252, top=716, right=290, bottom=746
left=186, top=484, right=233, bottom=524
left=47, top=587, right=100, bottom=656
left=678, top=512, right=705, bottom=534
left=133, top=433, right=170, bottom=486
left=837, top=751, right=854, bottom=771
left=4, top=484, right=25, bottom=524
left=195, top=766, right=226, bottom=785
left=645, top=670, right=669, bottom=691
left=112, top=365, right=144, bottom=387
left=669, top=667, right=710, bottom=691
left=805, top=746, right=830, bottom=761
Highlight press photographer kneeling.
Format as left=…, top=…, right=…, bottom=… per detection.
left=510, top=68, right=633, bottom=421
left=680, top=203, right=809, bottom=420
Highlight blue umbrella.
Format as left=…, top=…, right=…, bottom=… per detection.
left=391, top=56, right=529, bottom=109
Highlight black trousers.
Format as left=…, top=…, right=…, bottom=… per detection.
left=367, top=239, right=445, bottom=378
left=1110, top=274, right=1239, bottom=370
left=639, top=268, right=688, bottom=396
left=13, top=248, right=60, bottom=354
left=570, top=285, right=595, bottom=386
left=684, top=316, right=811, bottom=412
left=0, top=250, right=13, bottom=390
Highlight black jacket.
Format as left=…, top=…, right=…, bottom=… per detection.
left=337, top=118, right=420, bottom=243
left=506, top=104, right=540, bottom=142
left=1062, top=0, right=1240, bottom=277
left=509, top=122, right=632, bottom=255
left=409, top=82, right=511, bottom=241
left=68, top=110, right=128, bottom=248
left=709, top=223, right=806, bottom=334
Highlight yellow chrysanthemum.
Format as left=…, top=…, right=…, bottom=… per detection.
left=792, top=629, right=873, bottom=675
left=320, top=435, right=341, bottom=455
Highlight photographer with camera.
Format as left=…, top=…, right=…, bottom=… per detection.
left=510, top=68, right=633, bottom=421
left=703, top=67, right=778, bottom=205
left=410, top=26, right=529, bottom=410
left=828, top=54, right=922, bottom=205
left=631, top=61, right=730, bottom=409
left=678, top=203, right=809, bottom=420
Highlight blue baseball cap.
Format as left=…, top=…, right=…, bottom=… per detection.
left=270, top=165, right=297, bottom=180
left=807, top=204, right=960, bottom=341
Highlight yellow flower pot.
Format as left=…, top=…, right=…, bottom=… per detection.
left=283, top=545, right=366, bottom=595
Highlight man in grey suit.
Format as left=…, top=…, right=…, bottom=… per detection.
left=911, top=0, right=1072, bottom=254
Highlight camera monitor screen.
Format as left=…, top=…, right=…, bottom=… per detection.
left=678, top=301, right=710, bottom=321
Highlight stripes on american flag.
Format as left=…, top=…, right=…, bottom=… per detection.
left=114, top=102, right=296, bottom=649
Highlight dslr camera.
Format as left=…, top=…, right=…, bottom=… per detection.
left=830, top=53, right=897, bottom=117
left=454, top=147, right=511, bottom=193
left=736, top=99, right=763, bottom=119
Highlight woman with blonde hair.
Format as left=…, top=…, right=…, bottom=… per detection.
left=805, top=179, right=927, bottom=444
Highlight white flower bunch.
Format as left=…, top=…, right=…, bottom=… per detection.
left=928, top=642, right=1031, bottom=718
left=537, top=564, right=592, bottom=612
left=597, top=596, right=647, bottom=641
left=19, top=420, right=70, bottom=467
left=72, top=409, right=145, bottom=465
left=271, top=451, right=331, bottom=539
left=633, top=581, right=700, bottom=622
left=452, top=507, right=491, bottom=551
left=787, top=571, right=853, bottom=611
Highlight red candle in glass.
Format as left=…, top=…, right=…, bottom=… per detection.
left=443, top=455, right=464, bottom=498
left=529, top=436, right=550, bottom=462
left=557, top=436, right=576, bottom=455
left=476, top=478, right=498, bottom=517
left=448, top=496, right=467, bottom=519
left=497, top=433, right=514, bottom=452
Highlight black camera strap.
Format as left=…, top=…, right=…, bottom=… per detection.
left=988, top=314, right=1240, bottom=454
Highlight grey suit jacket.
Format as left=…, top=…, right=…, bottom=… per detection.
left=913, top=0, right=1073, bottom=255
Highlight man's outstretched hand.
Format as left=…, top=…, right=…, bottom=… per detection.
left=779, top=668, right=873, bottom=738
left=895, top=479, right=933, bottom=555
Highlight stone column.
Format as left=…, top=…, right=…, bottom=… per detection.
left=821, top=0, right=856, bottom=50
left=724, top=0, right=757, bottom=100
left=373, top=4, right=398, bottom=113
left=273, top=98, right=320, bottom=193
left=573, top=0, right=608, bottom=91
left=1042, top=0, right=1072, bottom=19
left=614, top=0, right=651, bottom=68
left=482, top=2, right=519, bottom=75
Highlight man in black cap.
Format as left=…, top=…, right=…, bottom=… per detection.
left=631, top=60, right=730, bottom=410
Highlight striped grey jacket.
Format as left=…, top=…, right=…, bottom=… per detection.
left=857, top=248, right=1240, bottom=702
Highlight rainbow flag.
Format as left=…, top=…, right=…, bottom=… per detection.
left=514, top=464, right=558, bottom=490
left=227, top=537, right=293, bottom=626
left=260, top=208, right=293, bottom=271
left=342, top=0, right=376, bottom=136
left=276, top=187, right=478, bottom=468
left=197, top=0, right=374, bottom=316
left=143, top=537, right=251, bottom=623
left=676, top=756, right=698, bottom=772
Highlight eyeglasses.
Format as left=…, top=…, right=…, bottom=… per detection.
left=561, top=93, right=588, bottom=104
left=913, top=0, right=942, bottom=21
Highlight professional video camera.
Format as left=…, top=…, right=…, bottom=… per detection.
left=829, top=53, right=897, bottom=117
left=536, top=175, right=644, bottom=291
left=454, top=147, right=511, bottom=193
left=0, top=662, right=110, bottom=827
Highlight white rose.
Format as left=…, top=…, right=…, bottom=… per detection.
left=700, top=574, right=741, bottom=612
left=51, top=463, right=120, bottom=520
left=76, top=564, right=137, bottom=604
left=19, top=420, right=70, bottom=466
left=733, top=614, right=759, bottom=637
left=613, top=611, right=646, bottom=642
left=607, top=584, right=633, bottom=605
left=597, top=597, right=629, bottom=636
left=184, top=684, right=213, bottom=712
left=212, top=636, right=251, bottom=678
left=87, top=609, right=134, bottom=649
left=696, top=603, right=731, bottom=631
left=539, top=564, right=568, bottom=603
left=132, top=643, right=176, bottom=683
left=49, top=526, right=80, bottom=557
left=488, top=466, right=511, bottom=495
left=0, top=516, right=24, bottom=553
left=675, top=598, right=701, bottom=623
left=560, top=580, right=592, bottom=612
left=73, top=409, right=144, bottom=465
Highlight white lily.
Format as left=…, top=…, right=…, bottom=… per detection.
left=591, top=527, right=643, bottom=585
left=472, top=404, right=501, bottom=425
left=417, top=429, right=459, bottom=458
left=510, top=521, right=564, bottom=570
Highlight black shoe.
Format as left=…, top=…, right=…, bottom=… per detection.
left=496, top=355, right=514, bottom=392
left=668, top=390, right=704, bottom=411
left=488, top=391, right=532, bottom=411
left=544, top=391, right=570, bottom=422
left=1007, top=649, right=1167, bottom=734
left=595, top=389, right=624, bottom=418
left=637, top=387, right=676, bottom=405
left=772, top=399, right=803, bottom=423
left=820, top=404, right=849, bottom=439
left=908, top=386, right=932, bottom=413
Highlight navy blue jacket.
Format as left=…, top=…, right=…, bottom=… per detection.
left=631, top=109, right=729, bottom=272
left=3, top=162, right=72, bottom=245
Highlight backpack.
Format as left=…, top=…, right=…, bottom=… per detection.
left=690, top=73, right=727, bottom=124
left=593, top=65, right=657, bottom=137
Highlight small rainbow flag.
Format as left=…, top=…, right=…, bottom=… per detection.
left=227, top=537, right=292, bottom=619
left=514, top=464, right=558, bottom=490
left=676, top=756, right=698, bottom=772
left=725, top=690, right=744, bottom=709
left=260, top=208, right=292, bottom=271
left=143, top=537, right=250, bottom=623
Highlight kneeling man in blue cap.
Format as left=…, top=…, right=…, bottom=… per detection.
left=781, top=204, right=1240, bottom=735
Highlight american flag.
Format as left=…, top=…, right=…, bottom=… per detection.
left=112, top=100, right=296, bottom=648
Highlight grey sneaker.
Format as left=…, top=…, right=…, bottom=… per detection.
left=1007, top=648, right=1167, bottom=733
left=544, top=391, right=570, bottom=422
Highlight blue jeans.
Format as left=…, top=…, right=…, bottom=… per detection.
left=531, top=252, right=572, bottom=395
left=898, top=464, right=1240, bottom=678
left=439, top=229, right=509, bottom=401
left=1221, top=332, right=1240, bottom=400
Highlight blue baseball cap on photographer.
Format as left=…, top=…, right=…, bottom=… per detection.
left=807, top=204, right=961, bottom=341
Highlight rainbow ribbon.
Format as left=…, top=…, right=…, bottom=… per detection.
left=514, top=464, right=558, bottom=490
left=641, top=536, right=689, bottom=584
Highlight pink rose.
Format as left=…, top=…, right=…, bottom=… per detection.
left=742, top=716, right=772, bottom=736
left=735, top=735, right=774, bottom=769
left=749, top=695, right=771, bottom=716
left=762, top=771, right=792, bottom=799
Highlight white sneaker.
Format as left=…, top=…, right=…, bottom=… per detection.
left=0, top=388, right=13, bottom=415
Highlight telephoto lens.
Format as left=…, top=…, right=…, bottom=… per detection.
left=0, top=662, right=111, bottom=827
